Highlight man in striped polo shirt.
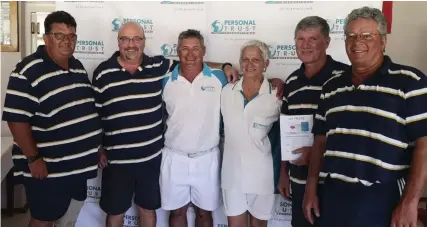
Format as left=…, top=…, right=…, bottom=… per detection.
left=2, top=11, right=102, bottom=227
left=304, top=7, right=427, bottom=227
left=91, top=23, right=239, bottom=227
left=277, top=16, right=349, bottom=227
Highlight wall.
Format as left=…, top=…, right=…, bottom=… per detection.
left=385, top=1, right=427, bottom=73
left=1, top=2, right=24, bottom=137
left=0, top=0, right=426, bottom=198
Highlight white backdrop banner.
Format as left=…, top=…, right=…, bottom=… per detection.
left=55, top=1, right=383, bottom=227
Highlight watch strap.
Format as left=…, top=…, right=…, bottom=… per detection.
left=27, top=154, right=41, bottom=164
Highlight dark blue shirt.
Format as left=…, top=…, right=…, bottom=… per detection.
left=312, top=56, right=427, bottom=186
left=282, top=55, right=349, bottom=185
left=2, top=45, right=102, bottom=181
left=91, top=52, right=178, bottom=165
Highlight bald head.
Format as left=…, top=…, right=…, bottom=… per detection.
left=117, top=21, right=146, bottom=63
left=118, top=21, right=145, bottom=38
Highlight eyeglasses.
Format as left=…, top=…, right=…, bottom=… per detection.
left=345, top=32, right=382, bottom=41
left=119, top=36, right=146, bottom=44
left=45, top=32, right=78, bottom=41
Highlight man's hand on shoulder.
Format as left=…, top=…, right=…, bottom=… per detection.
left=270, top=78, right=285, bottom=99
left=223, top=65, right=239, bottom=84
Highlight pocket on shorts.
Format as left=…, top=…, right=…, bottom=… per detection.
left=162, top=151, right=189, bottom=185
left=193, top=148, right=220, bottom=182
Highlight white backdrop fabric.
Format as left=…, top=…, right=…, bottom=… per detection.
left=55, top=1, right=382, bottom=227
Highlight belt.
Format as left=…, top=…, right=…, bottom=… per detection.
left=166, top=146, right=214, bottom=158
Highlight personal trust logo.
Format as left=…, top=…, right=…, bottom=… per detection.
left=112, top=18, right=154, bottom=34
left=75, top=40, right=105, bottom=61
left=268, top=44, right=298, bottom=60
left=160, top=1, right=204, bottom=4
left=85, top=185, right=101, bottom=203
left=327, top=18, right=346, bottom=34
left=272, top=199, right=293, bottom=222
left=264, top=1, right=313, bottom=11
left=123, top=214, right=139, bottom=227
left=75, top=40, right=104, bottom=55
left=211, top=20, right=256, bottom=35
left=161, top=44, right=178, bottom=57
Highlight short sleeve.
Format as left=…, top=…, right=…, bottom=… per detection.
left=2, top=71, right=39, bottom=123
left=281, top=96, right=289, bottom=114
left=91, top=66, right=104, bottom=117
left=404, top=76, right=427, bottom=141
left=154, top=56, right=179, bottom=76
left=311, top=89, right=327, bottom=135
left=211, top=69, right=227, bottom=88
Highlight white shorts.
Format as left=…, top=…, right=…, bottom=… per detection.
left=160, top=146, right=220, bottom=211
left=222, top=189, right=277, bottom=220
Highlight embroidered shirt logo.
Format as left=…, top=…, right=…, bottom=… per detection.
left=201, top=86, right=215, bottom=92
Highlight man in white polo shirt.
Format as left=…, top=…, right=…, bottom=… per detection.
left=160, top=29, right=226, bottom=227
left=161, top=29, right=226, bottom=227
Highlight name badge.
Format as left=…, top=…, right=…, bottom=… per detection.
left=253, top=122, right=268, bottom=129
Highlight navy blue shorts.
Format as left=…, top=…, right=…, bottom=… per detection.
left=99, top=154, right=161, bottom=215
left=23, top=177, right=87, bottom=221
left=291, top=182, right=322, bottom=227
left=318, top=177, right=402, bottom=227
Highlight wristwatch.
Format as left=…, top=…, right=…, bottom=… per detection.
left=27, top=154, right=41, bottom=164
left=221, top=62, right=232, bottom=71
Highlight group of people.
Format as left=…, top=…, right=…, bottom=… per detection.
left=2, top=5, right=427, bottom=227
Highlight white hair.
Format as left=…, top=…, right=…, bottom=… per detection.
left=240, top=39, right=269, bottom=62
left=344, top=6, right=387, bottom=37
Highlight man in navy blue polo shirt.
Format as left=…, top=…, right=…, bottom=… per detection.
left=2, top=11, right=102, bottom=227
left=277, top=16, right=349, bottom=227
left=304, top=7, right=427, bottom=227
left=91, top=22, right=240, bottom=227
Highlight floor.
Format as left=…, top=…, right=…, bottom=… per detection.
left=1, top=211, right=30, bottom=227
left=1, top=202, right=426, bottom=227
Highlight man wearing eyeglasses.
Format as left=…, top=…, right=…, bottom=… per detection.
left=91, top=22, right=243, bottom=227
left=2, top=11, right=102, bottom=227
left=303, top=7, right=427, bottom=227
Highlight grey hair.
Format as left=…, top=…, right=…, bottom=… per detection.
left=177, top=29, right=205, bottom=49
left=294, top=16, right=330, bottom=39
left=344, top=6, right=387, bottom=37
left=240, top=40, right=269, bottom=62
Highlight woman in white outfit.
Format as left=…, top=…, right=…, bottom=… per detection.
left=220, top=40, right=282, bottom=227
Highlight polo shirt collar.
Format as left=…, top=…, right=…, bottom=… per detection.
left=35, top=45, right=79, bottom=70
left=108, top=51, right=151, bottom=72
left=346, top=55, right=393, bottom=85
left=232, top=76, right=272, bottom=95
left=296, top=55, right=337, bottom=83
left=171, top=62, right=212, bottom=81
left=375, top=55, right=392, bottom=76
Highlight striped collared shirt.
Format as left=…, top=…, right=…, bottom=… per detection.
left=2, top=45, right=103, bottom=180
left=91, top=52, right=178, bottom=165
left=312, top=55, right=427, bottom=186
left=282, top=55, right=349, bottom=185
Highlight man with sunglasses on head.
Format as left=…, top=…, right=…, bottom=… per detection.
left=2, top=11, right=102, bottom=227
left=91, top=22, right=242, bottom=227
